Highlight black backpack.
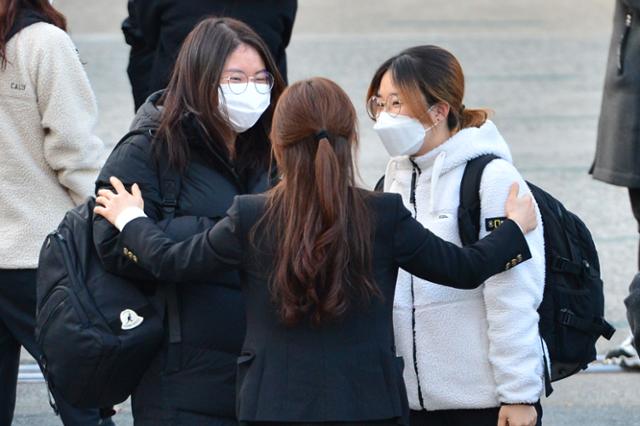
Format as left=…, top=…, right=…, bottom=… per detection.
left=35, top=130, right=182, bottom=408
left=457, top=154, right=615, bottom=394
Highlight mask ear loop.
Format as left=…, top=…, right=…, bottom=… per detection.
left=423, top=105, right=440, bottom=132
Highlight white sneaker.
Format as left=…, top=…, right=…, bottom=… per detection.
left=605, top=335, right=640, bottom=370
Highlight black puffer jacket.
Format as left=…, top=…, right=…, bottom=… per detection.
left=93, top=92, right=272, bottom=420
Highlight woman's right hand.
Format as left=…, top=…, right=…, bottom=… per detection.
left=94, top=176, right=144, bottom=227
left=504, top=183, right=537, bottom=233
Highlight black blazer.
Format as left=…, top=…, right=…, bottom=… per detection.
left=118, top=191, right=531, bottom=424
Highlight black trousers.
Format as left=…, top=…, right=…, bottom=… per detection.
left=629, top=188, right=640, bottom=269
left=410, top=402, right=543, bottom=426
left=247, top=421, right=398, bottom=426
left=0, top=269, right=104, bottom=425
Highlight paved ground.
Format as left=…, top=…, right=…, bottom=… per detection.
left=13, top=0, right=640, bottom=424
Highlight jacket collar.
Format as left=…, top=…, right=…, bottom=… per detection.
left=389, top=120, right=512, bottom=178
left=7, top=9, right=50, bottom=42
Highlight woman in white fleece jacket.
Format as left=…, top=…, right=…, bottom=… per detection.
left=0, top=1, right=106, bottom=424
left=367, top=45, right=546, bottom=426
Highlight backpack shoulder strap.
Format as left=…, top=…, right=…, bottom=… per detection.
left=374, top=175, right=385, bottom=192
left=156, top=152, right=181, bottom=220
left=457, top=154, right=499, bottom=246
left=154, top=144, right=183, bottom=372
left=115, top=128, right=154, bottom=148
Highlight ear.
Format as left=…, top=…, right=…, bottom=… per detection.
left=431, top=102, right=450, bottom=123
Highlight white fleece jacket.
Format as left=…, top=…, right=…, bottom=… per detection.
left=0, top=22, right=105, bottom=269
left=386, top=120, right=546, bottom=410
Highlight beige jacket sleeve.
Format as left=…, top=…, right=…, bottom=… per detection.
left=34, top=25, right=106, bottom=205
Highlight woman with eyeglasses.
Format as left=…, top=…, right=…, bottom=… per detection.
left=92, top=76, right=537, bottom=426
left=368, top=45, right=546, bottom=426
left=93, top=17, right=285, bottom=425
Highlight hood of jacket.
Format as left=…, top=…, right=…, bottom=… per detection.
left=130, top=90, right=230, bottom=160
left=383, top=120, right=512, bottom=210
left=129, top=90, right=164, bottom=132
left=7, top=8, right=49, bottom=41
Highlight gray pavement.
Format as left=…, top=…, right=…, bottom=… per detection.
left=13, top=0, right=640, bottom=425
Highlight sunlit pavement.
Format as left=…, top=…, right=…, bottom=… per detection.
left=14, top=1, right=640, bottom=424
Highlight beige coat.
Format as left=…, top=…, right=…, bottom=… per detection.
left=0, top=22, right=105, bottom=268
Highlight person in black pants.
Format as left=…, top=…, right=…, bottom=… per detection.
left=94, top=17, right=286, bottom=425
left=0, top=0, right=111, bottom=424
left=0, top=271, right=115, bottom=425
left=93, top=77, right=538, bottom=425
left=123, top=0, right=297, bottom=110
left=626, top=273, right=640, bottom=353
left=591, top=0, right=640, bottom=367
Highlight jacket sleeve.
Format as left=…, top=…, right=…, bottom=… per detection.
left=117, top=199, right=243, bottom=283
left=280, top=0, right=298, bottom=48
left=478, top=160, right=545, bottom=404
left=133, top=0, right=165, bottom=50
left=34, top=26, right=106, bottom=205
left=392, top=194, right=532, bottom=289
left=622, top=0, right=640, bottom=12
left=93, top=139, right=165, bottom=280
left=93, top=140, right=221, bottom=280
left=625, top=273, right=640, bottom=352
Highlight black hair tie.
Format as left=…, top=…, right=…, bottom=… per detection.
left=314, top=129, right=330, bottom=142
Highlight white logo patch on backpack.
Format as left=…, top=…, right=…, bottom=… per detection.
left=120, top=309, right=144, bottom=330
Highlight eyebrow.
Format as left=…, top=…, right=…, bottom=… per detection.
left=375, top=91, right=399, bottom=97
left=223, top=68, right=269, bottom=74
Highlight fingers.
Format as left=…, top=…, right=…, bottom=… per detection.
left=97, top=188, right=115, bottom=199
left=132, top=183, right=142, bottom=199
left=93, top=205, right=106, bottom=217
left=95, top=196, right=111, bottom=207
left=110, top=176, right=127, bottom=194
left=508, top=182, right=519, bottom=200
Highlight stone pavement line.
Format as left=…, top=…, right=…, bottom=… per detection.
left=16, top=358, right=629, bottom=385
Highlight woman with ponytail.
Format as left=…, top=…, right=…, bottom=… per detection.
left=368, top=45, right=546, bottom=426
left=92, top=77, right=537, bottom=425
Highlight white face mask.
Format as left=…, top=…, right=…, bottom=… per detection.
left=218, top=83, right=271, bottom=133
left=373, top=109, right=436, bottom=157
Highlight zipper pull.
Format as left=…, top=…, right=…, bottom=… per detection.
left=410, top=168, right=417, bottom=207
left=618, top=10, right=633, bottom=73
left=409, top=159, right=422, bottom=213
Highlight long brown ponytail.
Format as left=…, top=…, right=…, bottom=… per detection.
left=257, top=77, right=379, bottom=327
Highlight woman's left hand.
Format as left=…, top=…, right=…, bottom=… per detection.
left=94, top=176, right=144, bottom=226
left=498, top=404, right=537, bottom=426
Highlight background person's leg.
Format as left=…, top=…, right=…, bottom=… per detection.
left=0, top=269, right=107, bottom=425
left=628, top=188, right=640, bottom=269
left=605, top=190, right=640, bottom=368
left=0, top=318, right=21, bottom=425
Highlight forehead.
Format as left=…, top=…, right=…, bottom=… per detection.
left=223, top=43, right=266, bottom=75
left=377, top=70, right=399, bottom=97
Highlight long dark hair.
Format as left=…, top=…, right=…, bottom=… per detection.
left=257, top=77, right=380, bottom=327
left=155, top=17, right=285, bottom=176
left=0, top=0, right=66, bottom=67
left=367, top=45, right=489, bottom=131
